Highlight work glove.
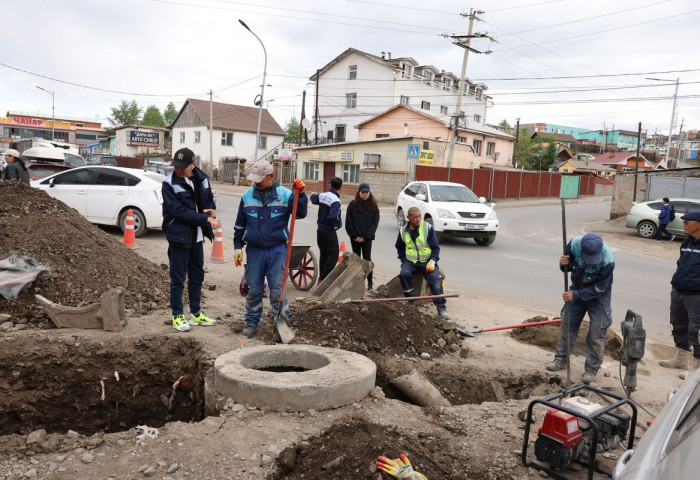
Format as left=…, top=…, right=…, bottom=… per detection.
left=376, top=454, right=428, bottom=480
left=425, top=259, right=436, bottom=273
left=234, top=249, right=243, bottom=267
left=293, top=179, right=306, bottom=193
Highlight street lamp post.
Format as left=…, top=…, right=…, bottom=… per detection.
left=36, top=86, right=55, bottom=141
left=239, top=19, right=267, bottom=163
left=647, top=77, right=679, bottom=167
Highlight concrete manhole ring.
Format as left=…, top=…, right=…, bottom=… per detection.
left=214, top=345, right=376, bottom=412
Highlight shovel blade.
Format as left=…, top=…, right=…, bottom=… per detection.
left=276, top=317, right=296, bottom=344
left=455, top=325, right=478, bottom=337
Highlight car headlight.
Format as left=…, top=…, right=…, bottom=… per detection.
left=437, top=208, right=456, bottom=219
left=155, top=187, right=163, bottom=204
left=487, top=210, right=497, bottom=220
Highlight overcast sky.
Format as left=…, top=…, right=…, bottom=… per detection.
left=3, top=0, right=698, bottom=137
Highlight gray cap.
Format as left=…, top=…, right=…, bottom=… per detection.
left=247, top=160, right=273, bottom=183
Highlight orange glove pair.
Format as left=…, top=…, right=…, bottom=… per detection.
left=293, top=179, right=306, bottom=193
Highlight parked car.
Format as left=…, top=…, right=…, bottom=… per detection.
left=625, top=198, right=700, bottom=239
left=612, top=366, right=699, bottom=479
left=395, top=181, right=499, bottom=246
left=97, top=156, right=118, bottom=166
left=24, top=160, right=72, bottom=181
left=143, top=161, right=173, bottom=176
left=63, top=152, right=87, bottom=168
left=31, top=166, right=163, bottom=237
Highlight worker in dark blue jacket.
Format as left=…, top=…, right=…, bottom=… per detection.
left=162, top=148, right=220, bottom=332
left=233, top=160, right=307, bottom=341
left=310, top=176, right=343, bottom=283
left=546, top=233, right=615, bottom=385
left=656, top=197, right=676, bottom=242
left=659, top=210, right=700, bottom=370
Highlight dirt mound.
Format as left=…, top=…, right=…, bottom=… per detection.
left=510, top=315, right=622, bottom=358
left=290, top=301, right=449, bottom=358
left=0, top=181, right=169, bottom=322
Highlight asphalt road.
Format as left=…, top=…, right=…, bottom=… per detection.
left=216, top=194, right=676, bottom=340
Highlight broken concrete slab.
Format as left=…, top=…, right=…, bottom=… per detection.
left=36, top=288, right=128, bottom=332
left=312, top=253, right=373, bottom=303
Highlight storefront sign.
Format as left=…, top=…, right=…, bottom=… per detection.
left=418, top=149, right=434, bottom=166
left=0, top=117, right=71, bottom=130
left=308, top=151, right=353, bottom=162
left=128, top=131, right=160, bottom=146
left=276, top=148, right=293, bottom=160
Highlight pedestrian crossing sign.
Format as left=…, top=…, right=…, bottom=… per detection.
left=407, top=144, right=420, bottom=160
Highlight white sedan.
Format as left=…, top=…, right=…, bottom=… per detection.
left=32, top=166, right=164, bottom=237
left=395, top=181, right=499, bottom=246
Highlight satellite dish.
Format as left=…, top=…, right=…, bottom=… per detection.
left=301, top=118, right=311, bottom=131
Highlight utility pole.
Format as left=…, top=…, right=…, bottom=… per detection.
left=209, top=90, right=214, bottom=169
left=676, top=118, right=684, bottom=168
left=314, top=69, right=320, bottom=145
left=299, top=90, right=306, bottom=146
left=601, top=122, right=606, bottom=153
left=513, top=118, right=520, bottom=167
left=633, top=122, right=641, bottom=202
left=445, top=9, right=491, bottom=181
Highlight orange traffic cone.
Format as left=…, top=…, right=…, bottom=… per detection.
left=338, top=241, right=346, bottom=263
left=210, top=227, right=225, bottom=263
left=123, top=208, right=137, bottom=249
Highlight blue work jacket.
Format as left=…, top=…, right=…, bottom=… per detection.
left=561, top=236, right=615, bottom=303
left=162, top=168, right=216, bottom=247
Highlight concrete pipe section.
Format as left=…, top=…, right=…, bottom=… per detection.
left=214, top=345, right=376, bottom=412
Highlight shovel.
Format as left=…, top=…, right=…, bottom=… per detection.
left=336, top=294, right=458, bottom=304
left=456, top=318, right=562, bottom=337
left=275, top=188, right=301, bottom=344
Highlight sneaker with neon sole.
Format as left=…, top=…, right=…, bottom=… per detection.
left=189, top=312, right=217, bottom=326
left=172, top=314, right=191, bottom=332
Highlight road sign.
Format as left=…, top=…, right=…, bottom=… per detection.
left=407, top=144, right=420, bottom=160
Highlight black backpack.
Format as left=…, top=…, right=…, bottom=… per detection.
left=670, top=205, right=676, bottom=221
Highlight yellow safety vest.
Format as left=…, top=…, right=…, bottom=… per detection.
left=403, top=221, right=432, bottom=263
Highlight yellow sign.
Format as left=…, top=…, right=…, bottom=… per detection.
left=418, top=149, right=434, bottom=166
left=0, top=117, right=71, bottom=130
left=308, top=151, right=353, bottom=162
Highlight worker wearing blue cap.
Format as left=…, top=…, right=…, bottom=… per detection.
left=546, top=233, right=615, bottom=384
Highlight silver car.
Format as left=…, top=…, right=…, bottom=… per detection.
left=613, top=366, right=700, bottom=479
left=625, top=198, right=700, bottom=239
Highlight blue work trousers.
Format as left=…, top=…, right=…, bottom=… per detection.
left=554, top=289, right=613, bottom=374
left=670, top=288, right=700, bottom=358
left=244, top=244, right=289, bottom=327
left=168, top=242, right=204, bottom=316
left=399, top=261, right=446, bottom=312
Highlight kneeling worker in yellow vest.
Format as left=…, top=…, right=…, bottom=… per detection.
left=395, top=207, right=451, bottom=320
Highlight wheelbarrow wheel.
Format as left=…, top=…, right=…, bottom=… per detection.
left=289, top=249, right=318, bottom=291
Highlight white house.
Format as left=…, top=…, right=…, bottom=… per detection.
left=309, top=48, right=491, bottom=144
left=169, top=99, right=285, bottom=166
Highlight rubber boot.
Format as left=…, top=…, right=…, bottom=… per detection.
left=659, top=348, right=691, bottom=369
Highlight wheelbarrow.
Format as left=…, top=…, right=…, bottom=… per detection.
left=238, top=244, right=318, bottom=295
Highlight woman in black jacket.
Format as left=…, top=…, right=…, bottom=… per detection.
left=345, top=183, right=380, bottom=289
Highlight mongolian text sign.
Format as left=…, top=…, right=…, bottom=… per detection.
left=308, top=151, right=353, bottom=162
left=418, top=149, right=434, bottom=166
left=0, top=117, right=71, bottom=130
left=128, top=130, right=160, bottom=146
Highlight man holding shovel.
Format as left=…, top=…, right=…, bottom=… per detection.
left=233, top=160, right=307, bottom=341
left=395, top=207, right=451, bottom=321
left=546, top=233, right=615, bottom=384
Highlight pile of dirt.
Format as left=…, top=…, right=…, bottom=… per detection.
left=290, top=301, right=449, bottom=358
left=0, top=182, right=170, bottom=322
left=510, top=315, right=623, bottom=358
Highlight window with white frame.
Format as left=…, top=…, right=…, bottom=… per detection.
left=221, top=132, right=233, bottom=146
left=424, top=71, right=433, bottom=85
left=402, top=64, right=412, bottom=78
left=472, top=139, right=482, bottom=155
left=258, top=136, right=267, bottom=149
left=303, top=162, right=319, bottom=180
left=443, top=79, right=451, bottom=91
left=400, top=95, right=409, bottom=106
left=476, top=88, right=483, bottom=100
left=194, top=131, right=201, bottom=143
left=421, top=100, right=430, bottom=110
left=179, top=131, right=185, bottom=143
left=348, top=65, right=357, bottom=80
left=486, top=142, right=495, bottom=157
left=474, top=114, right=481, bottom=123
left=440, top=106, right=448, bottom=115
left=346, top=93, right=357, bottom=108
left=458, top=136, right=466, bottom=143
left=342, top=164, right=360, bottom=183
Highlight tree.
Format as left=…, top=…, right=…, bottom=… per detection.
left=108, top=100, right=141, bottom=129
left=284, top=117, right=300, bottom=143
left=142, top=105, right=165, bottom=127
left=163, top=102, right=179, bottom=126
left=499, top=119, right=512, bottom=134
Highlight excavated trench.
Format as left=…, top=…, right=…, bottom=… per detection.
left=0, top=335, right=205, bottom=436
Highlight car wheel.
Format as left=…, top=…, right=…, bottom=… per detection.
left=474, top=235, right=496, bottom=246
left=637, top=220, right=657, bottom=239
left=120, top=208, right=147, bottom=238
left=396, top=208, right=406, bottom=229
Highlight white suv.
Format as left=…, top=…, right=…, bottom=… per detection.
left=395, top=181, right=499, bottom=246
